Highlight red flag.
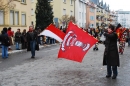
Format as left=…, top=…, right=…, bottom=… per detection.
left=40, top=24, right=65, bottom=42
left=58, top=22, right=98, bottom=62
left=122, top=28, right=126, bottom=33
left=116, top=27, right=121, bottom=39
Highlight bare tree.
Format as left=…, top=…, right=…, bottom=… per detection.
left=59, top=15, right=76, bottom=29
left=0, top=0, right=15, bottom=13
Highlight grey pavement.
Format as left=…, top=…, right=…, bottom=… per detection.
left=0, top=44, right=130, bottom=86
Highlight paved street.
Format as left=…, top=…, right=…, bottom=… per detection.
left=0, top=44, right=130, bottom=86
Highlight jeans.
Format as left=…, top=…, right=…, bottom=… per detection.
left=107, top=65, right=118, bottom=76
left=46, top=37, right=50, bottom=44
left=2, top=45, right=8, bottom=58
left=128, top=38, right=130, bottom=46
left=16, top=42, right=20, bottom=49
left=30, top=41, right=35, bottom=57
left=52, top=39, right=55, bottom=44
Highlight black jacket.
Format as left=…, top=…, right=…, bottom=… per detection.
left=0, top=31, right=10, bottom=46
left=15, top=32, right=22, bottom=43
left=103, top=32, right=120, bottom=67
left=27, top=31, right=39, bottom=51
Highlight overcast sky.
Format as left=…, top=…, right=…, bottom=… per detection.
left=102, top=0, right=130, bottom=11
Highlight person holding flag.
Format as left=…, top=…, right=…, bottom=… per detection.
left=103, top=24, right=119, bottom=79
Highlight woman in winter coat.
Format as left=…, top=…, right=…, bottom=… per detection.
left=103, top=24, right=119, bottom=79
left=21, top=29, right=27, bottom=49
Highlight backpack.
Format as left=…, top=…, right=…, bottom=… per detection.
left=3, top=34, right=10, bottom=46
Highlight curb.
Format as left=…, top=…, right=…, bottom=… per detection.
left=0, top=43, right=59, bottom=56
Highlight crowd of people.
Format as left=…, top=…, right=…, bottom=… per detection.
left=0, top=26, right=56, bottom=59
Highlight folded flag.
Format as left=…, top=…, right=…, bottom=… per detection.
left=40, top=24, right=65, bottom=42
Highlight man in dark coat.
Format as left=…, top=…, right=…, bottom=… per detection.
left=0, top=27, right=10, bottom=59
left=27, top=26, right=39, bottom=58
left=103, top=24, right=119, bottom=79
left=15, top=29, right=21, bottom=50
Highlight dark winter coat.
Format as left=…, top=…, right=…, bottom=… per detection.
left=27, top=31, right=39, bottom=51
left=0, top=31, right=10, bottom=46
left=15, top=32, right=22, bottom=43
left=103, top=32, right=120, bottom=67
left=21, top=32, right=27, bottom=49
left=21, top=32, right=27, bottom=43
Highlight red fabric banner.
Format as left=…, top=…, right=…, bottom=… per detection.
left=40, top=24, right=65, bottom=42
left=58, top=22, right=98, bottom=62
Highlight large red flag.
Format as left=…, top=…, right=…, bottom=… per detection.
left=58, top=22, right=98, bottom=62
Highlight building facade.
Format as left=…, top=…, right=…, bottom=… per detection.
left=50, top=0, right=75, bottom=28
left=116, top=11, right=130, bottom=28
left=31, top=0, right=37, bottom=28
left=86, top=1, right=96, bottom=28
left=90, top=0, right=110, bottom=28
left=0, top=0, right=31, bottom=32
left=109, top=11, right=118, bottom=25
left=75, top=0, right=88, bottom=28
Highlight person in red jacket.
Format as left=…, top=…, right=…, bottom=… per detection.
left=7, top=27, right=14, bottom=50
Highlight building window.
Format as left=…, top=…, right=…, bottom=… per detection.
left=79, top=12, right=81, bottom=19
left=21, top=0, right=26, bottom=3
left=82, top=12, right=83, bottom=20
left=63, top=0, right=66, bottom=3
left=10, top=10, right=14, bottom=25
left=79, top=23, right=81, bottom=27
left=63, top=9, right=66, bottom=15
left=31, top=9, right=34, bottom=15
left=90, top=8, right=94, bottom=12
left=21, top=13, right=26, bottom=26
left=70, top=11, right=73, bottom=16
left=0, top=10, right=4, bottom=25
left=48, top=0, right=53, bottom=2
left=90, top=16, right=94, bottom=20
left=85, top=13, right=86, bottom=19
left=70, top=0, right=73, bottom=5
left=31, top=21, right=34, bottom=25
left=15, top=11, right=19, bottom=25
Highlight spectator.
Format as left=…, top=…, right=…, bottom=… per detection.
left=15, top=29, right=21, bottom=50
left=27, top=26, right=39, bottom=58
left=0, top=27, right=10, bottom=59
left=7, top=27, right=14, bottom=50
left=21, top=29, right=27, bottom=49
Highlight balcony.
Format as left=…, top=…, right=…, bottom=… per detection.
left=96, top=11, right=101, bottom=16
left=96, top=16, right=101, bottom=21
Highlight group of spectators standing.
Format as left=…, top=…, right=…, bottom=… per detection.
left=0, top=26, right=56, bottom=59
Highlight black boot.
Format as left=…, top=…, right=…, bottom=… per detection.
left=106, top=75, right=111, bottom=78
left=112, top=75, right=117, bottom=79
